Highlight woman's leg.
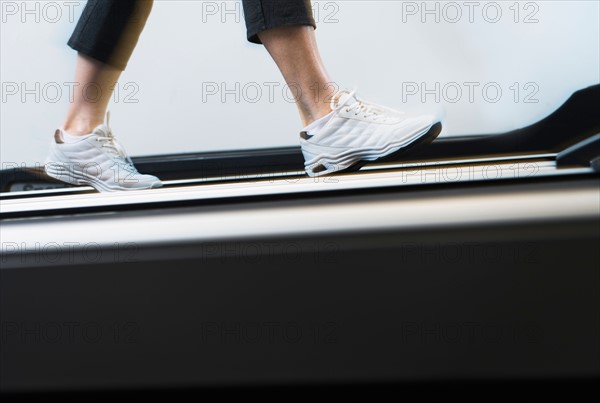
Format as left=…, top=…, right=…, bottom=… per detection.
left=46, top=0, right=161, bottom=192
left=62, top=54, right=123, bottom=135
left=243, top=0, right=332, bottom=127
left=63, top=0, right=153, bottom=135
left=258, top=25, right=334, bottom=127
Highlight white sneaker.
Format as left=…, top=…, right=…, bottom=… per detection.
left=300, top=89, right=443, bottom=177
left=44, top=113, right=162, bottom=192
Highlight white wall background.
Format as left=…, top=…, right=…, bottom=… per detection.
left=1, top=0, right=599, bottom=167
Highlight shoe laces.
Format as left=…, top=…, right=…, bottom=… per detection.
left=330, top=89, right=389, bottom=122
left=94, top=111, right=137, bottom=170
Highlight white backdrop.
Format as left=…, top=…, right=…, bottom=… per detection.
left=1, top=0, right=599, bottom=167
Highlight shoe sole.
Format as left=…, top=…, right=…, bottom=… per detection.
left=304, top=122, right=443, bottom=177
left=45, top=163, right=162, bottom=192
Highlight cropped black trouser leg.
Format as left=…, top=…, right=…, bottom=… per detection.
left=67, top=0, right=316, bottom=70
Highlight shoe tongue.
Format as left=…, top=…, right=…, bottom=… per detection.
left=332, top=90, right=355, bottom=108
left=92, top=124, right=111, bottom=137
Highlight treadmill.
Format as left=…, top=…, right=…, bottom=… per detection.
left=1, top=84, right=599, bottom=394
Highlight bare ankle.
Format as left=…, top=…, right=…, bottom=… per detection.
left=302, top=105, right=332, bottom=126
left=61, top=126, right=92, bottom=136
left=62, top=120, right=103, bottom=136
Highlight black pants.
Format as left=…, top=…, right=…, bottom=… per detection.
left=68, top=0, right=316, bottom=70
